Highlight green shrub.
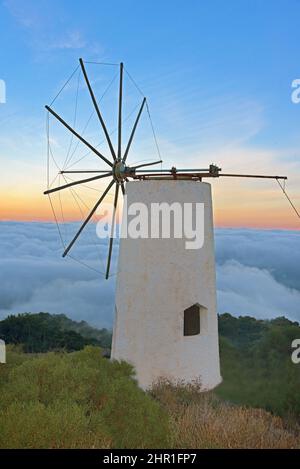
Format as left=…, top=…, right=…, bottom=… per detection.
left=0, top=400, right=110, bottom=448
left=0, top=346, right=169, bottom=448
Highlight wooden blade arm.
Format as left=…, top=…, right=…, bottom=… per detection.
left=105, top=183, right=120, bottom=279
left=63, top=179, right=115, bottom=257
left=44, top=172, right=112, bottom=195
left=46, top=105, right=113, bottom=167
left=79, top=58, right=117, bottom=161
left=122, top=97, right=146, bottom=163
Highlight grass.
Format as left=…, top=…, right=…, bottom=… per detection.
left=151, top=380, right=300, bottom=449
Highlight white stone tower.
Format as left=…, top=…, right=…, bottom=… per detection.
left=111, top=179, right=222, bottom=390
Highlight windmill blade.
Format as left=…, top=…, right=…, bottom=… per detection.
left=132, top=160, right=162, bottom=170
left=45, top=105, right=113, bottom=167
left=63, top=179, right=115, bottom=258
left=118, top=63, right=123, bottom=161
left=79, top=58, right=117, bottom=162
left=219, top=173, right=287, bottom=180
left=105, top=183, right=120, bottom=279
left=120, top=181, right=125, bottom=196
left=61, top=170, right=109, bottom=174
left=123, top=97, right=146, bottom=163
left=44, top=172, right=112, bottom=195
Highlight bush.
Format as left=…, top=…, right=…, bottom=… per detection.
left=1, top=345, right=299, bottom=449
left=0, top=346, right=169, bottom=448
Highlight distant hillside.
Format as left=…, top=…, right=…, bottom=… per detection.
left=44, top=313, right=112, bottom=348
left=217, top=313, right=300, bottom=420
left=218, top=312, right=300, bottom=349
left=0, top=313, right=112, bottom=353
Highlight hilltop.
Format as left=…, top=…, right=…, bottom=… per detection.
left=0, top=312, right=112, bottom=353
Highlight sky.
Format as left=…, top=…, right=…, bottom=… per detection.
left=0, top=1, right=299, bottom=326
left=0, top=0, right=300, bottom=228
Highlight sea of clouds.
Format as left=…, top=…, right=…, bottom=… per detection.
left=0, top=221, right=299, bottom=328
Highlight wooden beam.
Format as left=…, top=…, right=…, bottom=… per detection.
left=63, top=179, right=115, bottom=258
left=118, top=63, right=123, bottom=161
left=123, top=97, right=146, bottom=163
left=79, top=58, right=117, bottom=161
left=44, top=172, right=112, bottom=195
left=46, top=105, right=113, bottom=167
left=105, top=183, right=120, bottom=279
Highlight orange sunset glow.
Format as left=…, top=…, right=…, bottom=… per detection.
left=1, top=180, right=299, bottom=230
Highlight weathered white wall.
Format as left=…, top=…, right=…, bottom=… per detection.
left=0, top=339, right=6, bottom=364
left=111, top=180, right=222, bottom=390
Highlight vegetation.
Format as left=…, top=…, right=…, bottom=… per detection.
left=217, top=313, right=300, bottom=420
left=151, top=380, right=299, bottom=449
left=0, top=313, right=112, bottom=352
left=0, top=346, right=169, bottom=448
left=2, top=312, right=299, bottom=420
left=0, top=346, right=299, bottom=448
left=0, top=312, right=300, bottom=448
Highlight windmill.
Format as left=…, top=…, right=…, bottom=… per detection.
left=45, top=59, right=290, bottom=390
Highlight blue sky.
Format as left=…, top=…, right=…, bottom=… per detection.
left=0, top=1, right=299, bottom=325
left=0, top=0, right=300, bottom=227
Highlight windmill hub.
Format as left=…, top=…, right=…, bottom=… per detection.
left=112, top=161, right=134, bottom=182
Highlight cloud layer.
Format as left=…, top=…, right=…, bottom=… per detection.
left=0, top=222, right=299, bottom=327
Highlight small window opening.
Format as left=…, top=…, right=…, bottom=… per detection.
left=184, top=304, right=200, bottom=336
